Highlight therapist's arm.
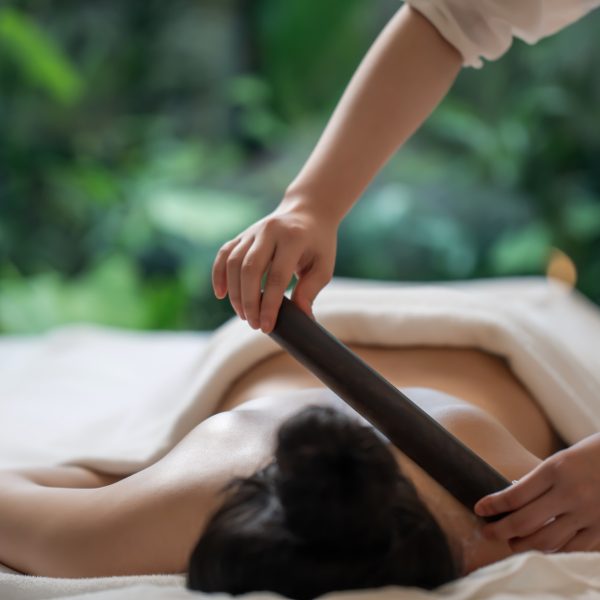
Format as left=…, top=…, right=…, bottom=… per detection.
left=282, top=4, right=463, bottom=222
left=213, top=5, right=463, bottom=332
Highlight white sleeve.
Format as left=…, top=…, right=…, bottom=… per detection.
left=405, top=0, right=600, bottom=68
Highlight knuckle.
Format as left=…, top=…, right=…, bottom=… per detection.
left=542, top=459, right=562, bottom=484
left=241, top=259, right=258, bottom=275
left=267, top=270, right=288, bottom=287
left=227, top=253, right=243, bottom=269
left=285, top=223, right=305, bottom=240
left=218, top=238, right=238, bottom=254
left=263, top=217, right=281, bottom=235
left=551, top=450, right=570, bottom=471
left=216, top=242, right=230, bottom=256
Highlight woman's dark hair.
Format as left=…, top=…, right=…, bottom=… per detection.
left=187, top=405, right=460, bottom=599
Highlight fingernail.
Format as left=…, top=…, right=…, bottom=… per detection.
left=261, top=318, right=271, bottom=332
left=474, top=503, right=488, bottom=517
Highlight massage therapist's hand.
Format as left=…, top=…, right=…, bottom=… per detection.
left=212, top=196, right=338, bottom=334
left=475, top=433, right=600, bottom=553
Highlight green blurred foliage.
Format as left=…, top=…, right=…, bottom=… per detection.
left=0, top=1, right=599, bottom=333
left=0, top=7, right=83, bottom=104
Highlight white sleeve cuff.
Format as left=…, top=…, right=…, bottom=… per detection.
left=405, top=0, right=599, bottom=69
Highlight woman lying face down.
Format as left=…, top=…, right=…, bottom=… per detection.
left=186, top=379, right=551, bottom=600
left=0, top=381, right=547, bottom=592
left=188, top=404, right=460, bottom=599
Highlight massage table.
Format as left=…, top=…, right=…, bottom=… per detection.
left=2, top=276, right=600, bottom=599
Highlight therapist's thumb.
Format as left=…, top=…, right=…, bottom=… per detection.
left=291, top=267, right=332, bottom=320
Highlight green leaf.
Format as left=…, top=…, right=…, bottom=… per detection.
left=0, top=7, right=83, bottom=105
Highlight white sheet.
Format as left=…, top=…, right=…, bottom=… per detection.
left=2, top=276, right=600, bottom=599
left=0, top=328, right=210, bottom=471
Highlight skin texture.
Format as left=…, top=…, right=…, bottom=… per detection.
left=211, top=5, right=463, bottom=333
left=0, top=344, right=571, bottom=578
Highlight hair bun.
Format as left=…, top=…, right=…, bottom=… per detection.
left=274, top=405, right=399, bottom=550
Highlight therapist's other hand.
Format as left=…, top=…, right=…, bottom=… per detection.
left=474, top=433, right=600, bottom=553
left=212, top=199, right=338, bottom=334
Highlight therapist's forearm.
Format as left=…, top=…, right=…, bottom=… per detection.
left=281, top=5, right=462, bottom=223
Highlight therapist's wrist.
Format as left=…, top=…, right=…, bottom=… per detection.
left=279, top=184, right=352, bottom=226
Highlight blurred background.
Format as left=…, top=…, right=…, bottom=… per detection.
left=1, top=0, right=599, bottom=334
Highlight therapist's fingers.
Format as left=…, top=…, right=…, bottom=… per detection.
left=259, top=242, right=302, bottom=334
left=482, top=491, right=563, bottom=541
left=240, top=235, right=276, bottom=329
left=508, top=514, right=577, bottom=553
left=475, top=461, right=555, bottom=517
left=226, top=236, right=255, bottom=319
left=560, top=527, right=600, bottom=552
left=291, top=259, right=333, bottom=320
left=212, top=238, right=241, bottom=299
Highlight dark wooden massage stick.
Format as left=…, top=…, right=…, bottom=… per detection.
left=268, top=296, right=511, bottom=523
